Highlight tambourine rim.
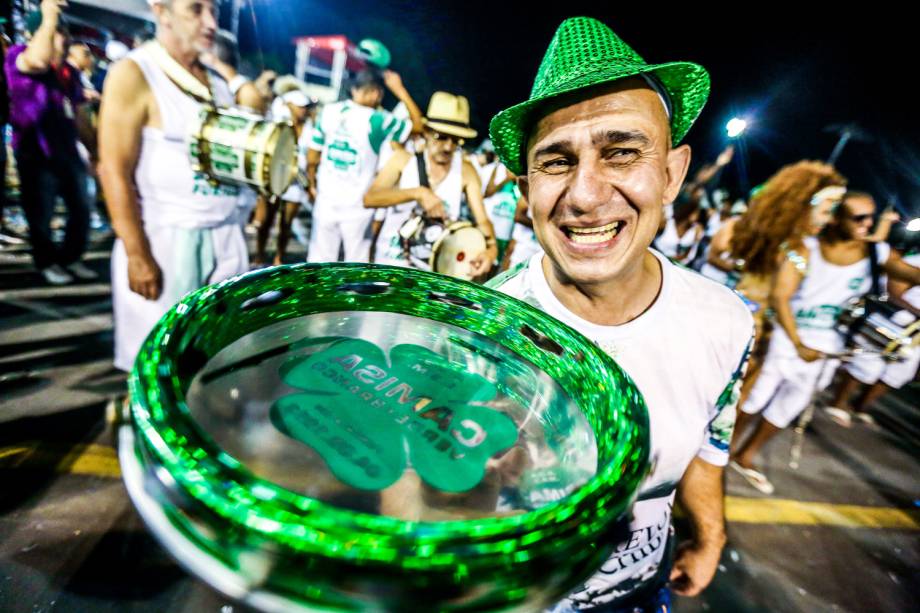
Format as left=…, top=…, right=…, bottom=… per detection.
left=129, top=263, right=649, bottom=561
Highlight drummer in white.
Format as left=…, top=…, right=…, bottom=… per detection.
left=732, top=192, right=920, bottom=493
left=306, top=69, right=423, bottom=263
left=827, top=250, right=920, bottom=425
left=363, top=92, right=498, bottom=275
left=98, top=0, right=248, bottom=372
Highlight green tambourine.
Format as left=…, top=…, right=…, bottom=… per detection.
left=119, top=264, right=649, bottom=611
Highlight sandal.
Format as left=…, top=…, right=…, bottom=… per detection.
left=730, top=460, right=775, bottom=495
left=824, top=406, right=852, bottom=428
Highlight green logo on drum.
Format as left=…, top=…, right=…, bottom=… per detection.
left=270, top=339, right=519, bottom=492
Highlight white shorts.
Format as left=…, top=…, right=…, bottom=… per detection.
left=307, top=211, right=374, bottom=263
left=281, top=182, right=308, bottom=205
left=741, top=333, right=840, bottom=428
left=112, top=222, right=248, bottom=372
left=846, top=347, right=920, bottom=389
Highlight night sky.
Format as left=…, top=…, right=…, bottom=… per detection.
left=237, top=2, right=918, bottom=220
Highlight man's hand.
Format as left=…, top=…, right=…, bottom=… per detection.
left=716, top=144, right=734, bottom=167
left=880, top=210, right=900, bottom=224
left=382, top=70, right=406, bottom=94
left=254, top=70, right=277, bottom=98
left=127, top=252, right=163, bottom=300
left=669, top=540, right=723, bottom=597
left=795, top=343, right=824, bottom=362
left=416, top=187, right=446, bottom=219
left=470, top=243, right=498, bottom=279
left=41, top=0, right=66, bottom=24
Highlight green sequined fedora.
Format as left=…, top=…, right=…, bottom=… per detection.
left=490, top=16, right=710, bottom=176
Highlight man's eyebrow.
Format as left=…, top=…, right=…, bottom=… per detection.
left=591, top=129, right=650, bottom=147
left=533, top=140, right=574, bottom=159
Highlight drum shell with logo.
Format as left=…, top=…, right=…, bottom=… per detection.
left=189, top=107, right=296, bottom=197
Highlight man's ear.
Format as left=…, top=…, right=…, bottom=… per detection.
left=663, top=144, right=692, bottom=205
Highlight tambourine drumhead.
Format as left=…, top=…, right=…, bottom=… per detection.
left=432, top=222, right=487, bottom=280
left=189, top=107, right=296, bottom=197
left=186, top=310, right=596, bottom=519
left=124, top=264, right=649, bottom=611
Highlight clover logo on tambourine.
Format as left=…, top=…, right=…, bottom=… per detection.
left=270, top=339, right=519, bottom=493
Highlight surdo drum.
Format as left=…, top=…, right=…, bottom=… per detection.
left=189, top=107, right=297, bottom=197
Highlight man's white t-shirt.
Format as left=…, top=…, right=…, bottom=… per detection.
left=489, top=250, right=753, bottom=608
left=310, top=100, right=412, bottom=220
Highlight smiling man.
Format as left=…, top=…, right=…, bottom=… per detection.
left=487, top=17, right=754, bottom=611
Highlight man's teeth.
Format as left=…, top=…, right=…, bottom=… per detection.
left=566, top=221, right=621, bottom=244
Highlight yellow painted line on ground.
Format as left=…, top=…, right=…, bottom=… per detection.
left=58, top=443, right=122, bottom=478
left=0, top=441, right=121, bottom=478
left=2, top=443, right=918, bottom=529
left=0, top=446, right=32, bottom=460
left=724, top=495, right=920, bottom=530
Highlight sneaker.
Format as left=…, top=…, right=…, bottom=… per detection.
left=730, top=460, right=775, bottom=495
left=41, top=264, right=74, bottom=285
left=66, top=261, right=99, bottom=281
left=824, top=406, right=852, bottom=428
left=854, top=411, right=877, bottom=425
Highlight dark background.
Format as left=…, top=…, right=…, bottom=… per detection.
left=235, top=2, right=917, bottom=221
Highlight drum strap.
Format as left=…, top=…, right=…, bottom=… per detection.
left=844, top=242, right=882, bottom=349
left=415, top=152, right=430, bottom=189
left=867, top=241, right=880, bottom=296
left=146, top=41, right=214, bottom=105
left=400, top=153, right=433, bottom=266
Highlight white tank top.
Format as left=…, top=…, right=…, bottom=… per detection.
left=399, top=150, right=464, bottom=219
left=374, top=151, right=463, bottom=266
left=129, top=43, right=240, bottom=230
left=655, top=217, right=698, bottom=261
left=789, top=238, right=891, bottom=353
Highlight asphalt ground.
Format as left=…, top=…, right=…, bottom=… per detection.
left=1, top=225, right=917, bottom=612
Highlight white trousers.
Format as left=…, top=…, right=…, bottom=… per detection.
left=112, top=222, right=248, bottom=371
left=307, top=211, right=373, bottom=263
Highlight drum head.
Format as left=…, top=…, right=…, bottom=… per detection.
left=268, top=125, right=296, bottom=196
left=433, top=223, right=487, bottom=280
left=125, top=264, right=649, bottom=611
